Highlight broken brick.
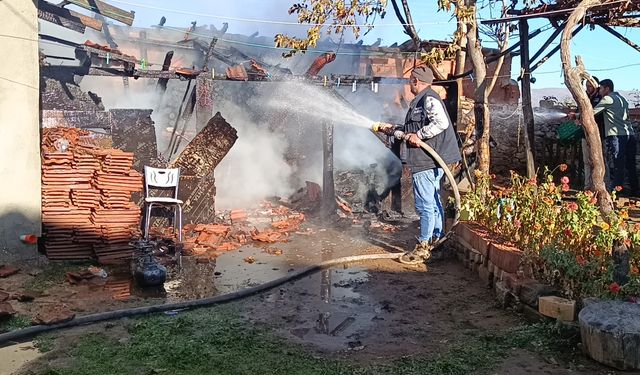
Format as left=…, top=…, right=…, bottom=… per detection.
left=230, top=209, right=248, bottom=223
left=216, top=242, right=240, bottom=252
left=33, top=306, right=75, bottom=325
left=243, top=256, right=255, bottom=264
left=251, top=228, right=284, bottom=243
left=0, top=265, right=20, bottom=278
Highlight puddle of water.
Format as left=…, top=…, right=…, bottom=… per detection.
left=251, top=266, right=380, bottom=352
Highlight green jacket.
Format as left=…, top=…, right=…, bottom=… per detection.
left=592, top=92, right=634, bottom=137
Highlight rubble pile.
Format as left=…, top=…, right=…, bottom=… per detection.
left=150, top=202, right=307, bottom=262
left=41, top=127, right=142, bottom=263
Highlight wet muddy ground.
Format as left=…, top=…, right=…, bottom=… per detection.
left=0, top=218, right=622, bottom=374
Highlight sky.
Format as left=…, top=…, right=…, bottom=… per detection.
left=71, top=0, right=640, bottom=90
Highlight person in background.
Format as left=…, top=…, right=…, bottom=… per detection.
left=572, top=79, right=637, bottom=195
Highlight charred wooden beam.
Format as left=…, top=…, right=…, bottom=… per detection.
left=169, top=112, right=238, bottom=222
left=448, top=27, right=544, bottom=80
left=64, top=0, right=135, bottom=25
left=600, top=24, right=640, bottom=54
left=156, top=51, right=174, bottom=92
left=81, top=45, right=138, bottom=65
left=529, top=24, right=584, bottom=73
left=38, top=0, right=103, bottom=32
left=40, top=33, right=81, bottom=48
left=530, top=22, right=567, bottom=62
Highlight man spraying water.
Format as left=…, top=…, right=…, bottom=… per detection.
left=373, top=66, right=461, bottom=264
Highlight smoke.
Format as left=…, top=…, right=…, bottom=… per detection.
left=45, top=19, right=404, bottom=210
left=214, top=100, right=295, bottom=209
left=212, top=80, right=402, bottom=209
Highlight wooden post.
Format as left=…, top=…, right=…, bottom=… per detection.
left=322, top=120, right=337, bottom=219
left=156, top=51, right=174, bottom=93
left=519, top=19, right=536, bottom=178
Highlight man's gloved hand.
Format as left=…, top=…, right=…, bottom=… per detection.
left=373, top=122, right=395, bottom=135
left=567, top=112, right=577, bottom=120
left=406, top=133, right=421, bottom=147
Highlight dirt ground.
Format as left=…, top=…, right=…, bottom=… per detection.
left=0, top=216, right=624, bottom=374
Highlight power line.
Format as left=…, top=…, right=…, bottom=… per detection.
left=106, top=0, right=455, bottom=28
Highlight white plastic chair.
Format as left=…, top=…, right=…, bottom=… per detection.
left=143, top=166, right=183, bottom=242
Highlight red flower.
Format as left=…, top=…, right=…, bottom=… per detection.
left=576, top=255, right=587, bottom=266
left=564, top=228, right=573, bottom=237
left=559, top=164, right=568, bottom=172
left=566, top=202, right=578, bottom=212
left=562, top=183, right=570, bottom=192
left=528, top=177, right=537, bottom=185
left=615, top=186, right=623, bottom=192
left=609, top=282, right=621, bottom=294
left=561, top=176, right=570, bottom=184
left=514, top=219, right=522, bottom=229
left=590, top=197, right=598, bottom=205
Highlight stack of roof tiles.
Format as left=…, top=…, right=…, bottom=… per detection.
left=41, top=128, right=143, bottom=263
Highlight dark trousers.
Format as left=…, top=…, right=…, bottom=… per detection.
left=605, top=135, right=639, bottom=194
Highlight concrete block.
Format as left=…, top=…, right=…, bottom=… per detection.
left=539, top=296, right=576, bottom=321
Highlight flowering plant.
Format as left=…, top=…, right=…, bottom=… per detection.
left=462, top=165, right=640, bottom=300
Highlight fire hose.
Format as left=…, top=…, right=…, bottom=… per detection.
left=371, top=122, right=461, bottom=263
left=0, top=129, right=461, bottom=346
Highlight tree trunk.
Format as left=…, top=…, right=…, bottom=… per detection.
left=454, top=18, right=467, bottom=129
left=465, top=0, right=490, bottom=173
left=560, top=0, right=613, bottom=214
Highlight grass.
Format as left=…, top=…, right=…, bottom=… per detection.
left=33, top=334, right=56, bottom=353
left=24, top=262, right=94, bottom=293
left=33, top=306, right=581, bottom=375
left=0, top=315, right=32, bottom=333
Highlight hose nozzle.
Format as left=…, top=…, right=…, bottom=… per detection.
left=371, top=122, right=385, bottom=132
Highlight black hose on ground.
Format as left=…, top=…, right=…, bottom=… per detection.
left=0, top=143, right=462, bottom=345
left=0, top=253, right=402, bottom=345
